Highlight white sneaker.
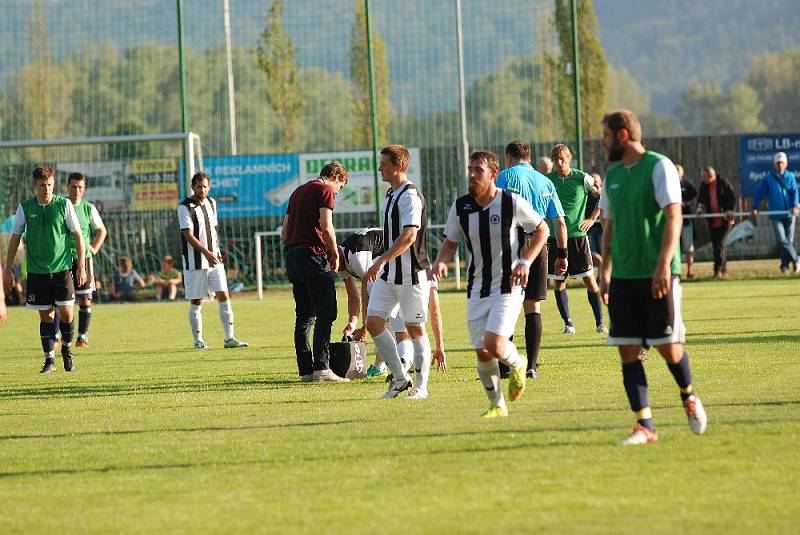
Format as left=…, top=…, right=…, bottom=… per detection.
left=596, top=324, right=609, bottom=334
left=312, top=369, right=350, bottom=382
left=563, top=325, right=576, bottom=335
left=406, top=387, right=428, bottom=400
left=618, top=424, right=658, bottom=446
left=684, top=395, right=707, bottom=435
left=380, top=378, right=412, bottom=399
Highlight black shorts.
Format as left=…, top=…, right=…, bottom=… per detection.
left=607, top=277, right=685, bottom=346
left=547, top=236, right=594, bottom=280
left=72, top=257, right=95, bottom=297
left=26, top=271, right=75, bottom=310
left=524, top=243, right=548, bottom=301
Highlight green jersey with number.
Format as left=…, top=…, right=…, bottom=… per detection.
left=20, top=195, right=73, bottom=274
left=546, top=169, right=592, bottom=237
left=603, top=151, right=681, bottom=279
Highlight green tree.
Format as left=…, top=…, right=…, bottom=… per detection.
left=744, top=48, right=800, bottom=132
left=254, top=0, right=303, bottom=152
left=553, top=0, right=608, bottom=139
left=349, top=0, right=391, bottom=148
left=677, top=83, right=766, bottom=134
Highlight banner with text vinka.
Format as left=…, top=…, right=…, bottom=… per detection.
left=299, top=149, right=422, bottom=214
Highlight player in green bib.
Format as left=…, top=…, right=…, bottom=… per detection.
left=67, top=172, right=107, bottom=347
left=598, top=110, right=707, bottom=446
left=545, top=144, right=606, bottom=335
left=4, top=165, right=87, bottom=373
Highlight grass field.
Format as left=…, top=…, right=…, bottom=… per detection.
left=1, top=267, right=799, bottom=533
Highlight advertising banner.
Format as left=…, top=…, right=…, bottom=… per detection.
left=57, top=161, right=128, bottom=213
left=129, top=158, right=179, bottom=211
left=739, top=134, right=800, bottom=197
left=298, top=148, right=422, bottom=214
left=200, top=154, right=299, bottom=218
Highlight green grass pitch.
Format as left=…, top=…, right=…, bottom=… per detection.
left=0, top=276, right=798, bottom=533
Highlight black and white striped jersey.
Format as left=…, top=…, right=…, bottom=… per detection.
left=443, top=190, right=543, bottom=298
left=381, top=181, right=430, bottom=285
left=341, top=228, right=383, bottom=279
left=178, top=196, right=220, bottom=271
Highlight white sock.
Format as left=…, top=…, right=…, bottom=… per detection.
left=219, top=300, right=234, bottom=340
left=397, top=338, right=414, bottom=371
left=411, top=334, right=431, bottom=390
left=496, top=341, right=524, bottom=370
left=476, top=359, right=505, bottom=407
left=189, top=304, right=203, bottom=343
left=373, top=328, right=407, bottom=380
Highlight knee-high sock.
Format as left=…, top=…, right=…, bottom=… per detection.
left=496, top=341, right=525, bottom=370
left=524, top=312, right=542, bottom=370
left=78, top=305, right=91, bottom=337
left=40, top=321, right=56, bottom=357
left=667, top=350, right=695, bottom=402
left=373, top=328, right=408, bottom=380
left=411, top=334, right=432, bottom=390
left=587, top=291, right=604, bottom=325
left=189, top=304, right=203, bottom=343
left=219, top=300, right=234, bottom=340
left=476, top=358, right=505, bottom=408
left=554, top=289, right=572, bottom=326
left=59, top=320, right=74, bottom=352
left=622, top=360, right=653, bottom=431
left=397, top=338, right=413, bottom=370
left=52, top=310, right=61, bottom=341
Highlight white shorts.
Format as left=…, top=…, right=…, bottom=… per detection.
left=367, top=275, right=429, bottom=326
left=365, top=279, right=404, bottom=332
left=466, top=290, right=524, bottom=349
left=184, top=264, right=228, bottom=300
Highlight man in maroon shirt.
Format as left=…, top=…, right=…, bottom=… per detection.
left=282, top=162, right=349, bottom=382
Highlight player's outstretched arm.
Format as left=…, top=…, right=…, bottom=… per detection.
left=3, top=234, right=21, bottom=293
left=600, top=218, right=613, bottom=305
left=430, top=239, right=459, bottom=281
left=652, top=203, right=681, bottom=299
left=342, top=276, right=361, bottom=339
left=428, top=283, right=446, bottom=372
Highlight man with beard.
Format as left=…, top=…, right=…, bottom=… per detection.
left=599, top=109, right=707, bottom=445
left=431, top=150, right=548, bottom=417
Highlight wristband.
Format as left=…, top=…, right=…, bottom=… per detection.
left=557, top=247, right=568, bottom=259
left=517, top=258, right=531, bottom=267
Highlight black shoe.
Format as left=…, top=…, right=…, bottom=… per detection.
left=499, top=371, right=510, bottom=379
left=41, top=360, right=56, bottom=374
left=62, top=351, right=75, bottom=372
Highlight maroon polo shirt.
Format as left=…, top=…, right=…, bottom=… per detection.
left=284, top=179, right=336, bottom=255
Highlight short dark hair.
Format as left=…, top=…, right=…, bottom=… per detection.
left=505, top=140, right=531, bottom=162
left=32, top=165, right=54, bottom=182
left=469, top=150, right=499, bottom=173
left=191, top=172, right=210, bottom=186
left=320, top=162, right=348, bottom=184
left=68, top=172, right=86, bottom=184
left=380, top=145, right=411, bottom=172
left=602, top=109, right=642, bottom=142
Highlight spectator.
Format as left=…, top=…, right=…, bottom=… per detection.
left=110, top=256, right=145, bottom=301
left=752, top=152, right=800, bottom=273
left=677, top=165, right=698, bottom=278
left=697, top=167, right=736, bottom=278
left=150, top=255, right=182, bottom=301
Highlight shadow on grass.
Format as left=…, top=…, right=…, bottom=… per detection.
left=0, top=418, right=366, bottom=443
left=690, top=332, right=800, bottom=345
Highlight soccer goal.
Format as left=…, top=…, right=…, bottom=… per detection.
left=0, top=132, right=203, bottom=295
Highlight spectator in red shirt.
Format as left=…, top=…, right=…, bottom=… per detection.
left=696, top=166, right=736, bottom=278
left=282, top=162, right=349, bottom=382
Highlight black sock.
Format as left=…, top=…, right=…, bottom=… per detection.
left=78, top=306, right=91, bottom=337
left=622, top=360, right=653, bottom=432
left=40, top=321, right=56, bottom=354
left=667, top=350, right=695, bottom=402
left=60, top=320, right=75, bottom=353
left=52, top=310, right=61, bottom=341
left=554, top=289, right=572, bottom=326
left=524, top=312, right=542, bottom=371
left=587, top=291, right=604, bottom=325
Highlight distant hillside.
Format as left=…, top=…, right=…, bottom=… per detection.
left=594, top=0, right=800, bottom=115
